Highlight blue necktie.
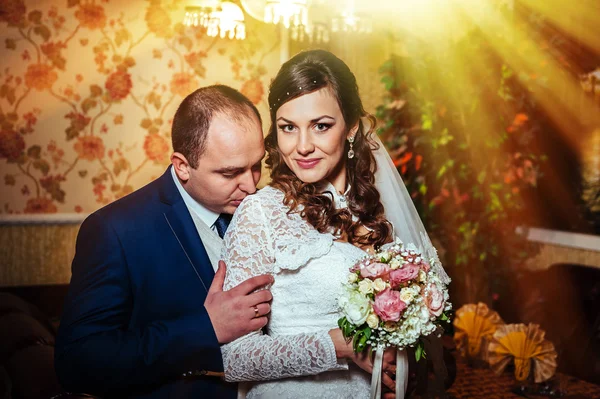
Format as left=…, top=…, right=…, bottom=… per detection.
left=214, top=213, right=232, bottom=239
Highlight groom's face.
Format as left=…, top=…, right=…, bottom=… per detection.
left=180, top=112, right=265, bottom=214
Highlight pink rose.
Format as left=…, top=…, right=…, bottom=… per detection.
left=360, top=262, right=390, bottom=280
left=373, top=288, right=406, bottom=322
left=389, top=264, right=420, bottom=287
left=425, top=283, right=445, bottom=317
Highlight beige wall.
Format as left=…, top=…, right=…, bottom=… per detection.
left=0, top=0, right=282, bottom=215
left=0, top=1, right=391, bottom=286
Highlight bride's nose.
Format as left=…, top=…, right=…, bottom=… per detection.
left=296, top=132, right=315, bottom=156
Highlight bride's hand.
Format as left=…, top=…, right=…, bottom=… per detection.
left=329, top=329, right=396, bottom=393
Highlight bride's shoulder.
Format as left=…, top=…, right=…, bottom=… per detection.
left=236, top=185, right=287, bottom=215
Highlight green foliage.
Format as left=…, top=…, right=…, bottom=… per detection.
left=415, top=340, right=425, bottom=362
left=338, top=317, right=372, bottom=354
left=375, top=14, right=560, bottom=303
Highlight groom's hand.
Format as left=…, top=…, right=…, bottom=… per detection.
left=205, top=261, right=273, bottom=344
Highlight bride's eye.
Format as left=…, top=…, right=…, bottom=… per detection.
left=314, top=123, right=331, bottom=132
left=278, top=124, right=296, bottom=133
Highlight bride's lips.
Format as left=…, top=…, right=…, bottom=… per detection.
left=296, top=158, right=321, bottom=169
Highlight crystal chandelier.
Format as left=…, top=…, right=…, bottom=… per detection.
left=290, top=21, right=329, bottom=44
left=184, top=1, right=246, bottom=40
left=207, top=2, right=246, bottom=40
left=183, top=0, right=246, bottom=40
left=331, top=1, right=372, bottom=35
left=183, top=0, right=220, bottom=28
left=263, top=0, right=308, bottom=29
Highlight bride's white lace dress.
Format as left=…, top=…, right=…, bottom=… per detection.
left=221, top=185, right=408, bottom=399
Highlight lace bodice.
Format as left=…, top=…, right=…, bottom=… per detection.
left=221, top=186, right=377, bottom=398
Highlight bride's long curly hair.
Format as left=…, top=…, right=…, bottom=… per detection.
left=265, top=50, right=392, bottom=248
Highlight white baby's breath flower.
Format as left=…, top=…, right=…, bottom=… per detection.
left=358, top=279, right=374, bottom=295
left=411, top=284, right=422, bottom=295
left=348, top=273, right=358, bottom=284
left=418, top=269, right=427, bottom=283
left=389, top=258, right=401, bottom=270
left=372, top=278, right=387, bottom=292
left=366, top=313, right=380, bottom=329
left=420, top=306, right=430, bottom=321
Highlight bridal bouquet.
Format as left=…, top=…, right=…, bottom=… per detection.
left=338, top=239, right=451, bottom=361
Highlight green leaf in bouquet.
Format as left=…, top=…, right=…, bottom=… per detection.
left=353, top=328, right=369, bottom=353
left=338, top=317, right=357, bottom=340
left=415, top=340, right=426, bottom=362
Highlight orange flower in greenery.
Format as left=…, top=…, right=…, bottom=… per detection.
left=0, top=129, right=25, bottom=161
left=25, top=63, right=58, bottom=91
left=74, top=135, right=105, bottom=161
left=516, top=159, right=537, bottom=187
left=507, top=113, right=529, bottom=133
left=170, top=72, right=198, bottom=97
left=105, top=70, right=132, bottom=101
left=393, top=152, right=413, bottom=168
left=143, top=134, right=170, bottom=164
left=415, top=154, right=423, bottom=171
left=145, top=5, right=172, bottom=38
left=75, top=3, right=106, bottom=30
left=0, top=0, right=26, bottom=27
left=241, top=78, right=264, bottom=105
left=24, top=197, right=57, bottom=213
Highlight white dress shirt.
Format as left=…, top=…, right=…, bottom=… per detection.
left=171, top=167, right=223, bottom=271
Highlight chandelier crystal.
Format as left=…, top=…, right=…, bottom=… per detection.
left=264, top=0, right=308, bottom=29
left=183, top=0, right=220, bottom=28
left=331, top=2, right=372, bottom=35
left=208, top=2, right=246, bottom=40
left=183, top=1, right=245, bottom=40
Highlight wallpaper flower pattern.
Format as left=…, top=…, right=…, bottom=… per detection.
left=0, top=0, right=281, bottom=214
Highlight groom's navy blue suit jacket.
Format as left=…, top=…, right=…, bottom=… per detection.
left=55, top=167, right=236, bottom=398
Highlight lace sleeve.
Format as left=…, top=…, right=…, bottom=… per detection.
left=220, top=193, right=346, bottom=382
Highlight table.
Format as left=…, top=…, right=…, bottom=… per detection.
left=446, top=356, right=600, bottom=399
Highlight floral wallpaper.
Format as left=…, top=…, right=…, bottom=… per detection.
left=0, top=0, right=281, bottom=215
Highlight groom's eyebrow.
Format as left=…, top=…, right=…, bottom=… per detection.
left=215, top=166, right=244, bottom=173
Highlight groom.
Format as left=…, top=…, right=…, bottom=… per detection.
left=55, top=85, right=272, bottom=398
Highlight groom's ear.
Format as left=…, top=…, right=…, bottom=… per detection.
left=171, top=152, right=191, bottom=182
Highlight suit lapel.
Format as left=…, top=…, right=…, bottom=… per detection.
left=158, top=167, right=214, bottom=292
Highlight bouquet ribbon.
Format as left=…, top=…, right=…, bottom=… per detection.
left=370, top=347, right=408, bottom=399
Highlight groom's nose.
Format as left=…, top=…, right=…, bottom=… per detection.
left=238, top=170, right=257, bottom=194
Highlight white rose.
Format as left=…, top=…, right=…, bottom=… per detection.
left=339, top=289, right=371, bottom=325
left=366, top=313, right=380, bottom=329
left=400, top=287, right=415, bottom=303
left=389, top=258, right=401, bottom=270
left=348, top=273, right=358, bottom=284
left=379, top=251, right=391, bottom=262
left=372, top=278, right=387, bottom=292
left=358, top=279, right=374, bottom=295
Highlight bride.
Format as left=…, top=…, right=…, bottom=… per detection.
left=221, top=50, right=450, bottom=398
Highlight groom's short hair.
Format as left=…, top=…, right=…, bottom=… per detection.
left=172, top=85, right=262, bottom=168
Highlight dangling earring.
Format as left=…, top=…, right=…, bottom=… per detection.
left=347, top=136, right=355, bottom=159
